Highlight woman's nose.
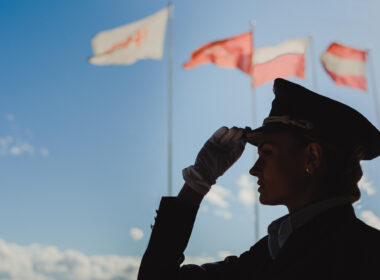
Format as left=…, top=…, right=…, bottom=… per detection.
left=249, top=159, right=261, bottom=177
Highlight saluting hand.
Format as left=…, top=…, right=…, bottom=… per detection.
left=182, top=126, right=247, bottom=196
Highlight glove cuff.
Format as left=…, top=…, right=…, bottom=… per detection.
left=182, top=166, right=214, bottom=196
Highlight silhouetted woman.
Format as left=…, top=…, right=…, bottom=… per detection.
left=138, top=78, right=380, bottom=280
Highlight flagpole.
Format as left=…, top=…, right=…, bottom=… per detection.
left=250, top=19, right=259, bottom=242
left=168, top=2, right=174, bottom=196
left=309, top=33, right=318, bottom=91
left=367, top=45, right=380, bottom=127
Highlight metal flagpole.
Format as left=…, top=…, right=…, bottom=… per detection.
left=367, top=46, right=380, bottom=128
left=168, top=2, right=174, bottom=196
left=309, top=33, right=318, bottom=91
left=250, top=19, right=259, bottom=242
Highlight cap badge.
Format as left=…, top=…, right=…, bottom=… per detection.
left=263, top=116, right=314, bottom=130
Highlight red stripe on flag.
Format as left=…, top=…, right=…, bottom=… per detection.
left=326, top=43, right=366, bottom=61
left=322, top=63, right=367, bottom=91
left=252, top=53, right=305, bottom=88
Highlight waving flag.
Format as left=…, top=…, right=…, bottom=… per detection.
left=251, top=38, right=308, bottom=88
left=183, top=32, right=253, bottom=74
left=321, top=43, right=367, bottom=91
left=89, top=7, right=169, bottom=65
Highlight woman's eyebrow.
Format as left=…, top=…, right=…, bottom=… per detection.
left=258, top=141, right=278, bottom=150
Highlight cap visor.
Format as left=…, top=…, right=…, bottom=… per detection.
left=246, top=123, right=308, bottom=146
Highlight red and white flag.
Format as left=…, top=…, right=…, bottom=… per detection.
left=320, top=43, right=367, bottom=91
left=251, top=38, right=308, bottom=88
left=89, top=7, right=169, bottom=65
left=183, top=32, right=253, bottom=74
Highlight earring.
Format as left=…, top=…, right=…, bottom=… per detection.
left=306, top=167, right=311, bottom=174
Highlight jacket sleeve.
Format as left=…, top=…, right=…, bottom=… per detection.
left=137, top=197, right=243, bottom=280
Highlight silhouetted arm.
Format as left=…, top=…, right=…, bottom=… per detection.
left=177, top=183, right=204, bottom=206
left=138, top=183, right=203, bottom=280
left=138, top=182, right=263, bottom=280
left=138, top=127, right=250, bottom=279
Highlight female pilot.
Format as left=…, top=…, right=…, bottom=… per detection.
left=138, top=78, right=380, bottom=280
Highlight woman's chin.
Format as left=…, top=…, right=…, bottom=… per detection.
left=258, top=192, right=280, bottom=206
left=258, top=193, right=269, bottom=204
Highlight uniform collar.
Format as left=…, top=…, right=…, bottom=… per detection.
left=267, top=196, right=349, bottom=259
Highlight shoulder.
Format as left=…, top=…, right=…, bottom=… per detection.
left=329, top=214, right=380, bottom=265
left=248, top=235, right=269, bottom=253
left=326, top=206, right=380, bottom=244
left=351, top=216, right=380, bottom=242
left=349, top=218, right=380, bottom=272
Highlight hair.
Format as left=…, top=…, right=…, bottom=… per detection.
left=288, top=127, right=363, bottom=203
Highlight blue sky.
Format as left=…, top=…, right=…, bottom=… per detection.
left=0, top=0, right=379, bottom=279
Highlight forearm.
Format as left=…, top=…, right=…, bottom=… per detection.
left=177, top=183, right=204, bottom=207
left=138, top=195, right=200, bottom=280
left=139, top=126, right=247, bottom=280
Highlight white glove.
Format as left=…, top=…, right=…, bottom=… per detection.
left=182, top=126, right=247, bottom=195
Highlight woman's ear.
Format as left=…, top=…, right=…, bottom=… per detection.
left=304, top=142, right=323, bottom=174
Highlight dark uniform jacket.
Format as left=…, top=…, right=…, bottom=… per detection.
left=138, top=197, right=380, bottom=280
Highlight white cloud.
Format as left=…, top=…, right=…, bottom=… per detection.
left=200, top=205, right=209, bottom=212
left=214, top=209, right=232, bottom=220
left=6, top=114, right=15, bottom=121
left=237, top=174, right=257, bottom=208
left=217, top=251, right=232, bottom=260
left=0, top=137, right=37, bottom=157
left=0, top=238, right=141, bottom=280
left=41, top=148, right=49, bottom=157
left=182, top=256, right=215, bottom=265
left=10, top=142, right=35, bottom=156
left=359, top=175, right=376, bottom=196
left=0, top=238, right=220, bottom=280
left=0, top=136, right=13, bottom=155
left=205, top=186, right=232, bottom=219
left=1, top=116, right=48, bottom=157
left=130, top=228, right=144, bottom=241
left=353, top=199, right=362, bottom=210
left=205, top=185, right=231, bottom=209
left=360, top=210, right=380, bottom=230
left=203, top=185, right=236, bottom=220
left=0, top=137, right=49, bottom=158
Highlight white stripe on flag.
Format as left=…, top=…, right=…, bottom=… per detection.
left=253, top=38, right=308, bottom=65
left=320, top=52, right=366, bottom=76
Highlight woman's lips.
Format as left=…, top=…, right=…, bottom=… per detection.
left=257, top=181, right=265, bottom=192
